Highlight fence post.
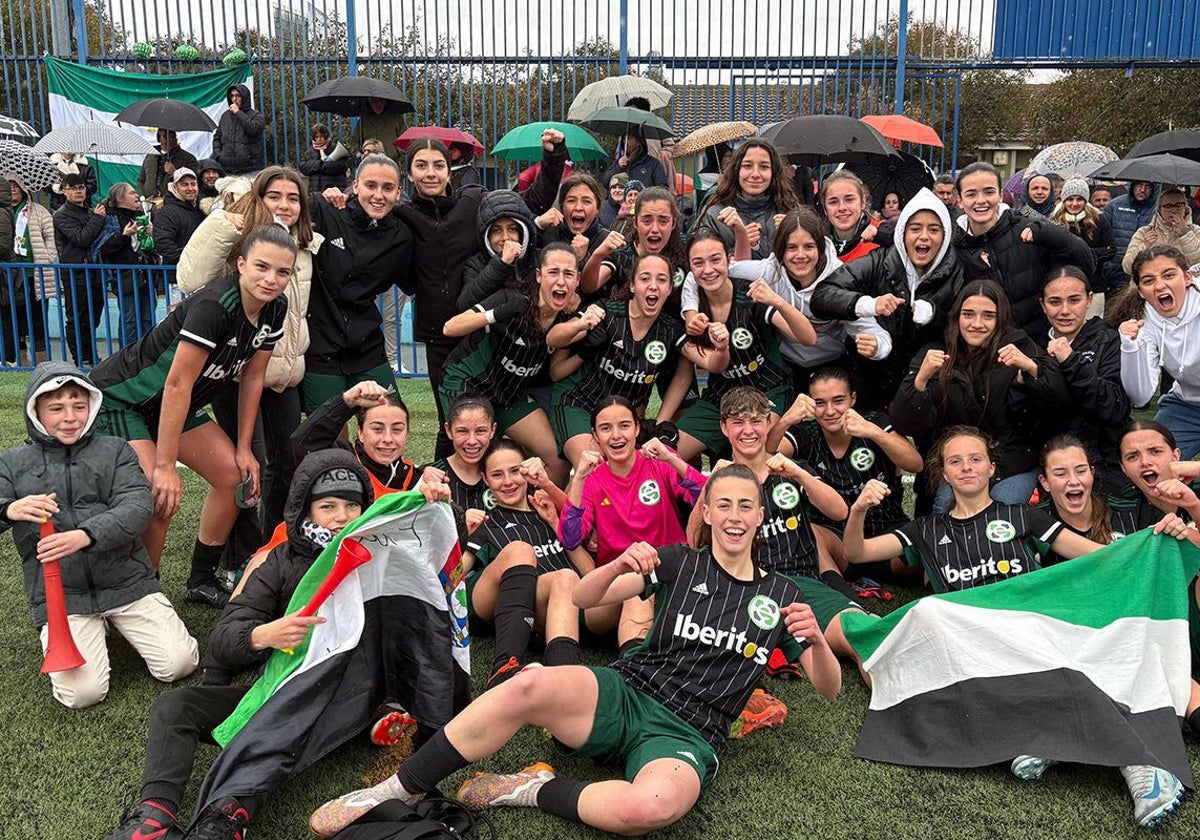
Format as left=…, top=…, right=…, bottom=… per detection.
left=71, top=0, right=87, bottom=63
left=618, top=0, right=629, bottom=75
left=345, top=0, right=358, bottom=76
left=893, top=0, right=909, bottom=114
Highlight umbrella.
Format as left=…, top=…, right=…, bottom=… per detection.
left=491, top=121, right=607, bottom=163
left=394, top=126, right=484, bottom=156
left=114, top=98, right=217, bottom=132
left=567, top=75, right=672, bottom=121
left=1026, top=141, right=1118, bottom=179
left=0, top=140, right=61, bottom=192
left=0, top=114, right=38, bottom=139
left=1003, top=168, right=1026, bottom=196
left=1127, top=130, right=1200, bottom=163
left=580, top=106, right=675, bottom=140
left=302, top=76, right=415, bottom=117
left=34, top=123, right=157, bottom=155
left=845, top=150, right=935, bottom=206
left=673, top=121, right=758, bottom=158
left=859, top=114, right=944, bottom=147
left=758, top=115, right=899, bottom=167
left=1090, top=153, right=1200, bottom=186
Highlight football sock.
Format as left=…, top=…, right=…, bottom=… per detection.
left=492, top=565, right=538, bottom=670
left=397, top=728, right=469, bottom=796
left=536, top=777, right=587, bottom=822
left=543, top=636, right=581, bottom=667
left=188, top=540, right=226, bottom=587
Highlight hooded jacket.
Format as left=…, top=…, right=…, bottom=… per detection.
left=812, top=189, right=963, bottom=399
left=307, top=193, right=414, bottom=373
left=696, top=192, right=783, bottom=260
left=0, top=363, right=157, bottom=626
left=212, top=84, right=265, bottom=175
left=457, top=190, right=538, bottom=310
left=397, top=182, right=487, bottom=343
left=196, top=158, right=224, bottom=199
left=1103, top=184, right=1160, bottom=286
left=1121, top=283, right=1200, bottom=407
left=152, top=187, right=205, bottom=265
left=204, top=448, right=373, bottom=673
left=953, top=207, right=1095, bottom=333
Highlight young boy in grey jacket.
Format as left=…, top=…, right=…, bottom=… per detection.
left=0, top=362, right=197, bottom=708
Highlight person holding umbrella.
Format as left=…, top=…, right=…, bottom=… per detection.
left=693, top=139, right=800, bottom=260
left=1102, top=180, right=1158, bottom=291
left=601, top=127, right=669, bottom=191
left=359, top=97, right=405, bottom=162
left=212, top=84, right=265, bottom=176
left=136, top=129, right=198, bottom=202
left=1121, top=187, right=1200, bottom=277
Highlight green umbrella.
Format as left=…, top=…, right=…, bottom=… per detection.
left=581, top=106, right=675, bottom=140
left=491, top=121, right=607, bottom=163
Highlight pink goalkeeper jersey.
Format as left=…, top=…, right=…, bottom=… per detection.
left=559, top=454, right=706, bottom=566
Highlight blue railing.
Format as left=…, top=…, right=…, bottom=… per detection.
left=0, top=262, right=423, bottom=374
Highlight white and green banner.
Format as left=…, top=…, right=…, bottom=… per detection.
left=44, top=56, right=253, bottom=195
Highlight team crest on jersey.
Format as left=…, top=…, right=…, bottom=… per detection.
left=985, top=519, right=1016, bottom=543
left=771, top=481, right=800, bottom=510
left=638, top=480, right=662, bottom=505
left=731, top=327, right=754, bottom=350
left=251, top=324, right=272, bottom=349
left=849, top=446, right=876, bottom=472
left=747, top=594, right=780, bottom=630
left=644, top=340, right=667, bottom=364
left=482, top=489, right=497, bottom=510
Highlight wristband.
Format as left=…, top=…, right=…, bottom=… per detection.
left=484, top=309, right=497, bottom=325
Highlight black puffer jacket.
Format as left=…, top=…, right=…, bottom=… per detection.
left=153, top=189, right=205, bottom=265
left=397, top=183, right=486, bottom=343
left=458, top=190, right=539, bottom=310
left=307, top=194, right=414, bottom=374
left=0, top=363, right=156, bottom=627
left=212, top=84, right=265, bottom=175
left=204, top=449, right=373, bottom=674
left=1032, top=317, right=1131, bottom=492
left=953, top=209, right=1095, bottom=333
left=299, top=145, right=351, bottom=193
left=53, top=200, right=105, bottom=264
left=889, top=330, right=1069, bottom=480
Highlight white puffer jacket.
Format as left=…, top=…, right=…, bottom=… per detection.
left=177, top=209, right=321, bottom=391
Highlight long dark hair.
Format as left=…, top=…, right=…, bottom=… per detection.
left=688, top=229, right=732, bottom=350
left=227, top=166, right=313, bottom=270
left=1039, top=434, right=1113, bottom=544
left=520, top=241, right=578, bottom=336
left=772, top=207, right=829, bottom=282
left=631, top=187, right=687, bottom=275
left=695, top=139, right=799, bottom=222
left=938, top=280, right=1013, bottom=408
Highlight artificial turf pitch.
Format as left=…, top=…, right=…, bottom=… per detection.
left=0, top=373, right=1195, bottom=839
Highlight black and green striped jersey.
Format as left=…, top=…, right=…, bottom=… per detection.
left=90, top=277, right=286, bottom=418
left=783, top=413, right=906, bottom=535
left=697, top=281, right=789, bottom=404
left=757, top=472, right=820, bottom=578
left=893, top=502, right=1062, bottom=593
left=465, top=505, right=576, bottom=575
left=565, top=300, right=686, bottom=412
left=1042, top=492, right=1192, bottom=564
left=444, top=290, right=566, bottom=408
left=429, top=458, right=486, bottom=512
left=612, top=544, right=808, bottom=752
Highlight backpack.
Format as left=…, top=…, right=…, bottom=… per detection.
left=328, top=796, right=494, bottom=840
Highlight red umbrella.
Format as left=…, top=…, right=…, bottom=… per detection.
left=394, top=126, right=484, bottom=155
left=860, top=115, right=944, bottom=148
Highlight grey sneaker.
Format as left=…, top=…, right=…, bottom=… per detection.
left=1010, top=755, right=1058, bottom=781
left=1120, top=765, right=1184, bottom=828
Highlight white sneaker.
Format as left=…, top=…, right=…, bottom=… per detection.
left=1010, top=755, right=1058, bottom=781
left=1120, top=765, right=1184, bottom=828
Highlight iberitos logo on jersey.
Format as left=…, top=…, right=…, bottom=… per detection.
left=942, top=556, right=1024, bottom=586
left=672, top=613, right=771, bottom=664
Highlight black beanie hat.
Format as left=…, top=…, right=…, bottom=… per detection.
left=309, top=466, right=364, bottom=507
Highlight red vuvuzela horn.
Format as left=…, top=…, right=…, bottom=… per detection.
left=283, top=538, right=372, bottom=654
left=39, top=520, right=86, bottom=674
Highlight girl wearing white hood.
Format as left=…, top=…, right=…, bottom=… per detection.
left=1119, top=245, right=1200, bottom=458
left=682, top=207, right=891, bottom=392
left=811, top=188, right=962, bottom=407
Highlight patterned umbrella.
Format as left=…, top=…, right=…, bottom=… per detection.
left=1027, top=141, right=1118, bottom=179
left=0, top=114, right=38, bottom=139
left=1003, top=168, right=1026, bottom=196
left=0, top=140, right=62, bottom=192
left=567, top=75, right=672, bottom=121
left=673, top=121, right=758, bottom=158
left=34, top=123, right=157, bottom=155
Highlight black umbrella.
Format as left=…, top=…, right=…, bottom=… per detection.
left=846, top=150, right=935, bottom=206
left=115, top=98, right=217, bottom=132
left=1090, top=153, right=1200, bottom=186
left=302, top=76, right=415, bottom=117
left=759, top=115, right=899, bottom=167
left=1127, top=130, right=1200, bottom=163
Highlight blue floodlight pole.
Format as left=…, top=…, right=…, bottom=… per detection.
left=619, top=0, right=629, bottom=74
left=893, top=0, right=908, bottom=114
left=346, top=0, right=358, bottom=75
left=72, top=0, right=87, bottom=63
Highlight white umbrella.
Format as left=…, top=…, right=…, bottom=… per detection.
left=34, top=123, right=157, bottom=155
left=567, top=75, right=672, bottom=121
left=0, top=114, right=38, bottom=139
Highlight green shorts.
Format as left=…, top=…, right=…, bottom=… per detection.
left=96, top=399, right=211, bottom=442
left=780, top=574, right=866, bottom=632
left=301, top=364, right=397, bottom=414
left=675, top=386, right=790, bottom=456
left=557, top=666, right=719, bottom=787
